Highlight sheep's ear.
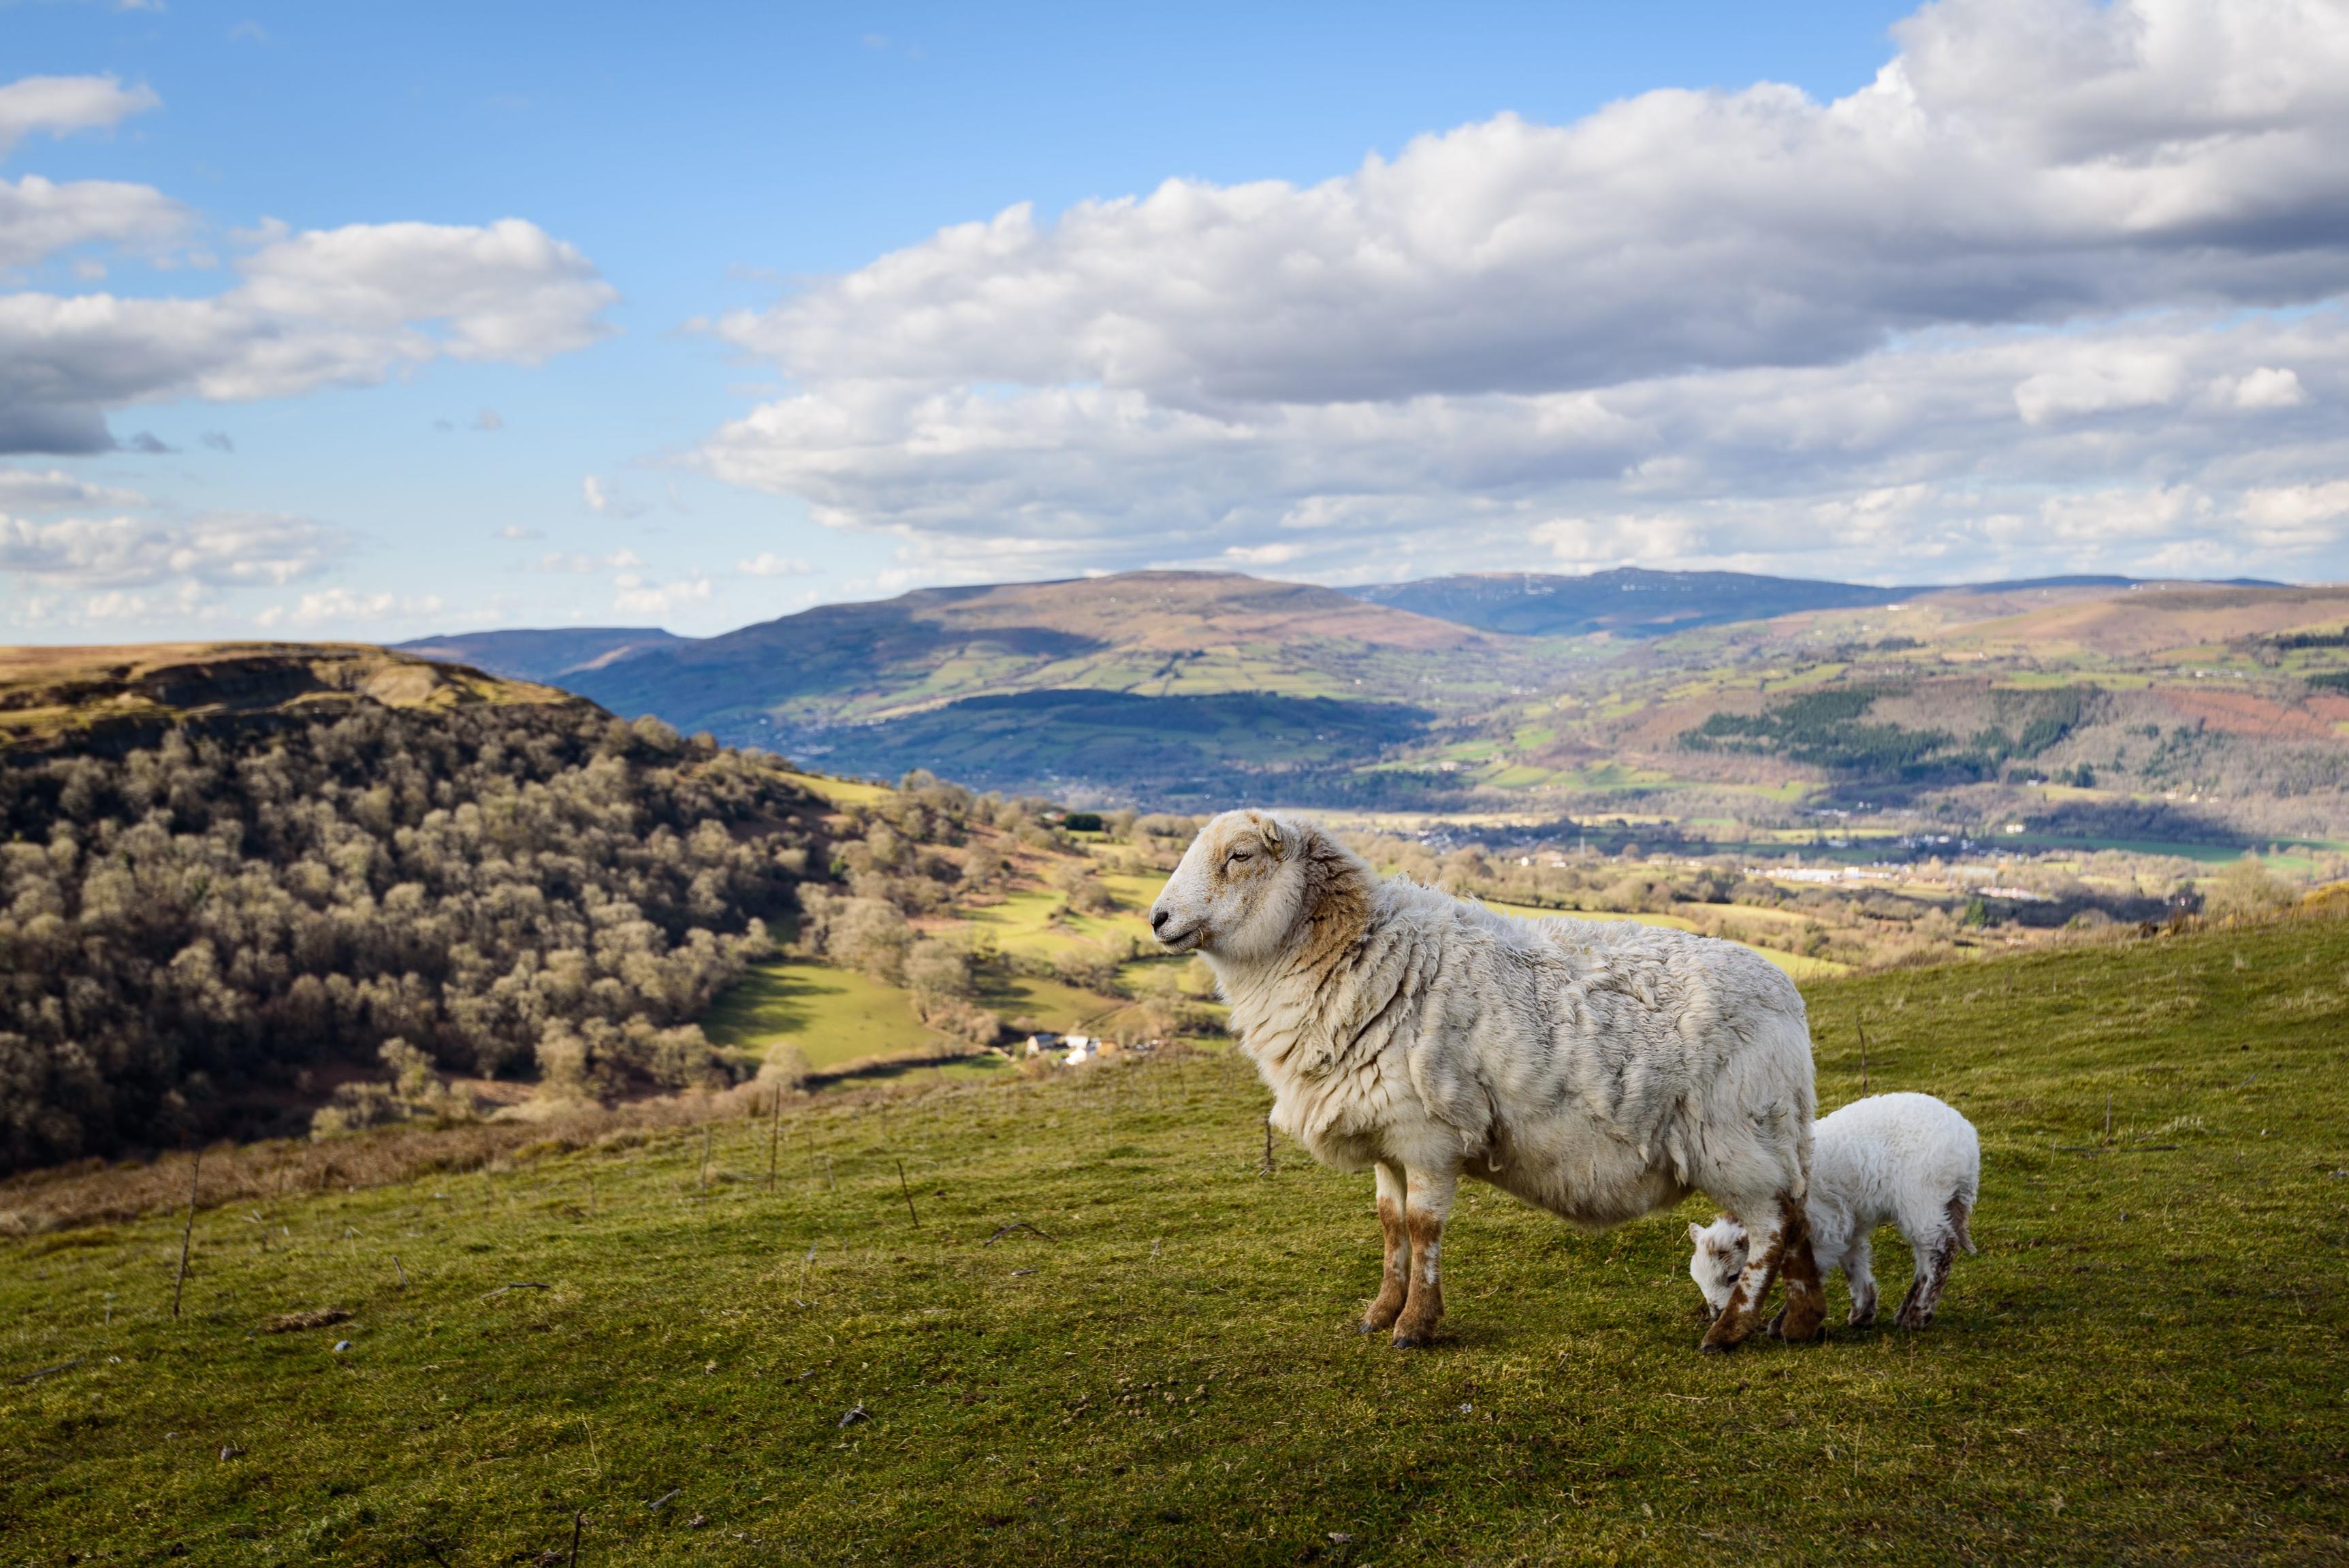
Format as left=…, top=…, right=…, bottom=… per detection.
left=1258, top=817, right=1284, bottom=856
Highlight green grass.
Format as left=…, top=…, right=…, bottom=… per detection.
left=699, top=961, right=941, bottom=1069
left=5, top=918, right=2348, bottom=1563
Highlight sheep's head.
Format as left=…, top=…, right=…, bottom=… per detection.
left=1687, top=1217, right=1749, bottom=1318
left=1150, top=810, right=1320, bottom=966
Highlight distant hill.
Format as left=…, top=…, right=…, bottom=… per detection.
left=1343, top=568, right=1913, bottom=637
left=0, top=641, right=582, bottom=755
left=394, top=626, right=687, bottom=684
left=391, top=567, right=2348, bottom=820
left=412, top=572, right=1537, bottom=800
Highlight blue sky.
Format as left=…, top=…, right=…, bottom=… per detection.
left=3, top=1, right=2345, bottom=641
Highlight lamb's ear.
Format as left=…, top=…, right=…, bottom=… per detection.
left=1687, top=1221, right=1704, bottom=1245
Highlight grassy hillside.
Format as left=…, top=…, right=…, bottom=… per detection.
left=5, top=914, right=2344, bottom=1564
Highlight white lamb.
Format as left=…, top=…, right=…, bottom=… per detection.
left=1690, top=1092, right=1979, bottom=1331
left=1150, top=809, right=1829, bottom=1353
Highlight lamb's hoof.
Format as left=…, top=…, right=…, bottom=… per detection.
left=1697, top=1337, right=1736, bottom=1355
left=1893, top=1311, right=1934, bottom=1332
left=1762, top=1307, right=1789, bottom=1341
left=1391, top=1330, right=1433, bottom=1349
left=1356, top=1319, right=1384, bottom=1335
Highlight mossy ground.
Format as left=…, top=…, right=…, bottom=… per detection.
left=4, top=918, right=2346, bottom=1565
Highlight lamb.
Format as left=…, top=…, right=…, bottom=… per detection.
left=1149, top=808, right=1828, bottom=1352
left=1689, top=1092, right=1979, bottom=1332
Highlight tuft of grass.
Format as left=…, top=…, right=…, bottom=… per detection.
left=3, top=918, right=2346, bottom=1563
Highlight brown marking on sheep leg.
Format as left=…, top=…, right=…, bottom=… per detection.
left=1360, top=1195, right=1410, bottom=1333
left=1700, top=1199, right=1802, bottom=1354
left=1391, top=1209, right=1445, bottom=1348
left=1893, top=1275, right=1925, bottom=1327
left=1771, top=1199, right=1828, bottom=1344
left=1947, top=1193, right=1975, bottom=1255
left=1896, top=1239, right=1958, bottom=1330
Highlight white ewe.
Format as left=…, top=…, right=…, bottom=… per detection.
left=1690, top=1091, right=1979, bottom=1331
left=1150, top=809, right=1826, bottom=1352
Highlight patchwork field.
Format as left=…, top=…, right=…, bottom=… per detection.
left=4, top=914, right=2344, bottom=1564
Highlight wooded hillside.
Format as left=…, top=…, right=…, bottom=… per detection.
left=0, top=647, right=828, bottom=1172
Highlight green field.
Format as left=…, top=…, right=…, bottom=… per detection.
left=700, top=961, right=941, bottom=1069
left=5, top=916, right=2346, bottom=1563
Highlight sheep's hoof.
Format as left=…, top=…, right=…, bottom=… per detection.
left=1762, top=1307, right=1788, bottom=1341
left=1697, top=1337, right=1736, bottom=1355
left=1390, top=1331, right=1431, bottom=1349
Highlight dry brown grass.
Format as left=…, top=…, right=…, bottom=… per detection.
left=0, top=1082, right=796, bottom=1238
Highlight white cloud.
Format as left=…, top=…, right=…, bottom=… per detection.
left=612, top=573, right=709, bottom=618
left=533, top=547, right=643, bottom=575
left=0, top=509, right=347, bottom=588
left=496, top=524, right=544, bottom=541
left=254, top=587, right=446, bottom=629
left=2239, top=480, right=2349, bottom=550
left=2228, top=366, right=2308, bottom=410
left=691, top=0, right=2349, bottom=584
left=0, top=174, right=186, bottom=270
left=2013, top=351, right=2184, bottom=425
left=1, top=214, right=617, bottom=453
left=0, top=76, right=158, bottom=158
left=736, top=551, right=812, bottom=577
left=0, top=466, right=146, bottom=511
left=580, top=474, right=645, bottom=518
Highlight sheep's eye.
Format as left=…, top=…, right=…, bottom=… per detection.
left=1228, top=849, right=1253, bottom=863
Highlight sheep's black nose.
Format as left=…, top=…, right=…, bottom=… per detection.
left=1150, top=908, right=1170, bottom=931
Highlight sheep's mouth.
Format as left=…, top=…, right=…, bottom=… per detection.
left=1154, top=921, right=1204, bottom=952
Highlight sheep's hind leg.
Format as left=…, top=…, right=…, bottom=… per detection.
left=1703, top=1194, right=1826, bottom=1352
left=1893, top=1229, right=1959, bottom=1330
left=1392, top=1166, right=1457, bottom=1349
left=1360, top=1162, right=1410, bottom=1334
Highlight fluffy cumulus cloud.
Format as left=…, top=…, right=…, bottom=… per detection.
left=1, top=219, right=616, bottom=452
left=0, top=75, right=618, bottom=454
left=0, top=509, right=348, bottom=589
left=697, top=0, right=2349, bottom=584
left=0, top=76, right=157, bottom=156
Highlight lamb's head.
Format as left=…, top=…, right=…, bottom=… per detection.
left=1149, top=810, right=1366, bottom=968
left=1687, top=1217, right=1749, bottom=1318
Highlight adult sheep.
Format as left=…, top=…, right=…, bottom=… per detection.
left=1150, top=810, right=1825, bottom=1352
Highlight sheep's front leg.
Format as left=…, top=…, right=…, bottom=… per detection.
left=1359, top=1162, right=1411, bottom=1334
left=1702, top=1194, right=1826, bottom=1352
left=1392, top=1165, right=1457, bottom=1349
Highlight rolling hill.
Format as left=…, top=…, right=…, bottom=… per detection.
left=409, top=573, right=1561, bottom=803
left=394, top=568, right=2349, bottom=844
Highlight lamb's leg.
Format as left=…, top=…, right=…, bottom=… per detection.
left=1842, top=1236, right=1879, bottom=1327
left=1359, top=1161, right=1410, bottom=1334
left=1893, top=1226, right=1959, bottom=1330
left=1391, top=1165, right=1456, bottom=1349
left=1702, top=1194, right=1825, bottom=1351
